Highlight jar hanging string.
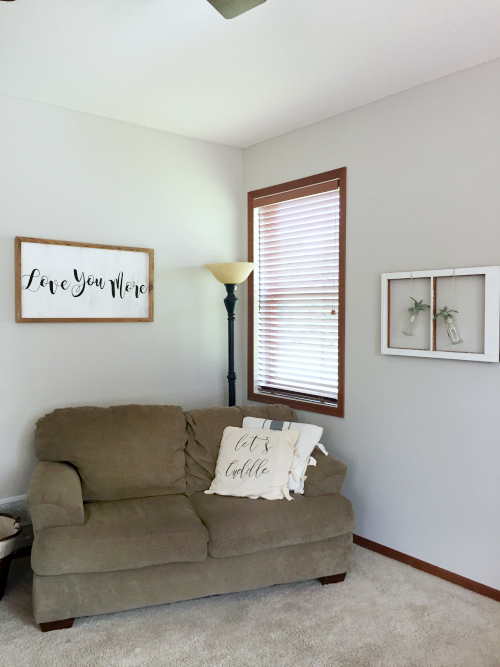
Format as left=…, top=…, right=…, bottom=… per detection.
left=452, top=268, right=456, bottom=311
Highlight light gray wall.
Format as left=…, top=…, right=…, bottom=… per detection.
left=0, top=94, right=243, bottom=499
left=243, top=59, right=500, bottom=589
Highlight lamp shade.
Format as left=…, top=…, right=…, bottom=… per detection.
left=207, top=0, right=267, bottom=19
left=205, top=262, right=254, bottom=285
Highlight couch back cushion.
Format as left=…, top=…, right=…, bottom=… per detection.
left=184, top=404, right=298, bottom=495
left=35, top=405, right=187, bottom=501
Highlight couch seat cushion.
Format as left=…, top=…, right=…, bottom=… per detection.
left=32, top=495, right=208, bottom=576
left=188, top=492, right=354, bottom=559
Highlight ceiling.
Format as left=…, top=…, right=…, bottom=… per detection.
left=1, top=0, right=499, bottom=148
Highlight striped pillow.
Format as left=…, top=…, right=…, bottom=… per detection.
left=242, top=417, right=327, bottom=493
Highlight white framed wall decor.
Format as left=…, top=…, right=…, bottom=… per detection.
left=381, top=266, right=500, bottom=362
left=15, top=237, right=154, bottom=323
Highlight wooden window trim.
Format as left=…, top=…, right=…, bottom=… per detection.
left=247, top=167, right=346, bottom=418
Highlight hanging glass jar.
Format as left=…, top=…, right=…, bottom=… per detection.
left=444, top=317, right=463, bottom=345
left=435, top=307, right=463, bottom=345
left=403, top=312, right=418, bottom=336
left=403, top=297, right=430, bottom=336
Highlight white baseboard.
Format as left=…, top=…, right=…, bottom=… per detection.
left=0, top=495, right=30, bottom=524
left=0, top=494, right=27, bottom=505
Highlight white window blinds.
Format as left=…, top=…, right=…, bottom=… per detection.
left=254, top=180, right=340, bottom=404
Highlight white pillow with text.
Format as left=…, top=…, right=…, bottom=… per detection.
left=205, top=426, right=299, bottom=501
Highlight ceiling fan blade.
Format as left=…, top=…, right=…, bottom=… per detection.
left=207, top=0, right=267, bottom=19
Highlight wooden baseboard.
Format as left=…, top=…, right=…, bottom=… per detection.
left=353, top=534, right=500, bottom=603
left=12, top=537, right=499, bottom=603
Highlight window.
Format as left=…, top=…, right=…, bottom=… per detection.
left=247, top=168, right=346, bottom=417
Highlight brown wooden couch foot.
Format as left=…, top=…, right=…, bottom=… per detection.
left=319, top=573, right=347, bottom=585
left=40, top=618, right=75, bottom=632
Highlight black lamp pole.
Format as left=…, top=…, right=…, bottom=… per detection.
left=223, top=284, right=238, bottom=406
left=205, top=261, right=253, bottom=407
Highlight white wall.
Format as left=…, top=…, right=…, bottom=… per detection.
left=243, top=59, right=500, bottom=589
left=0, top=94, right=243, bottom=499
left=3, top=58, right=498, bottom=589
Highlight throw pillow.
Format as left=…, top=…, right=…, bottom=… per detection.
left=204, top=426, right=299, bottom=500
left=242, top=417, right=328, bottom=494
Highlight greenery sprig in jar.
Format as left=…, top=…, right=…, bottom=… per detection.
left=403, top=297, right=430, bottom=336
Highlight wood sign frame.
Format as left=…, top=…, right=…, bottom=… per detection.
left=15, top=237, right=154, bottom=323
left=381, top=266, right=500, bottom=362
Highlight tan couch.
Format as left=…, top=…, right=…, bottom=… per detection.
left=27, top=404, right=355, bottom=631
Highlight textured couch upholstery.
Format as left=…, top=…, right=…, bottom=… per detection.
left=189, top=492, right=354, bottom=559
left=32, top=495, right=209, bottom=575
left=28, top=403, right=354, bottom=627
left=34, top=405, right=187, bottom=501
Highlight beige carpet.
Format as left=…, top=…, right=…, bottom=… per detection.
left=1, top=545, right=499, bottom=667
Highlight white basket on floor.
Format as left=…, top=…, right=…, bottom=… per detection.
left=0, top=514, right=23, bottom=600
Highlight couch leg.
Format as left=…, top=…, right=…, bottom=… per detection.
left=319, top=573, right=347, bottom=585
left=40, top=618, right=75, bottom=632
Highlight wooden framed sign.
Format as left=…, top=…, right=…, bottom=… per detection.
left=381, top=266, right=500, bottom=362
left=15, top=237, right=154, bottom=323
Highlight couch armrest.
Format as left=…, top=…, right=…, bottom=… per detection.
left=28, top=461, right=84, bottom=531
left=303, top=448, right=347, bottom=497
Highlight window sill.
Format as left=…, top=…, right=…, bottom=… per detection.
left=247, top=389, right=344, bottom=418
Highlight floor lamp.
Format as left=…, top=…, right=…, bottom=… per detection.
left=205, top=262, right=254, bottom=407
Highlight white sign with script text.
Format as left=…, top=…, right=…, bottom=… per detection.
left=16, top=238, right=153, bottom=322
